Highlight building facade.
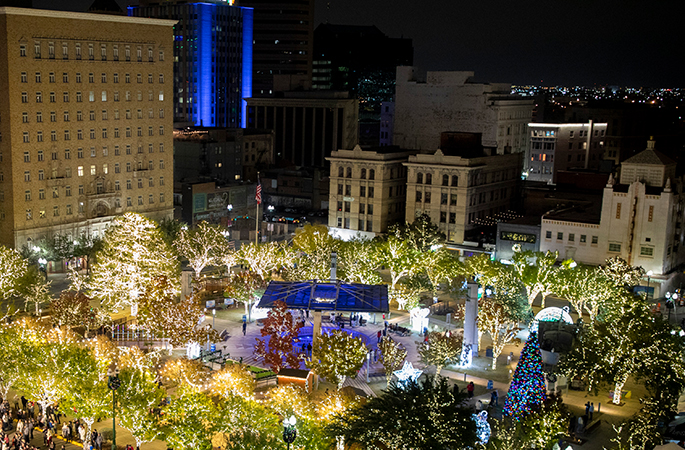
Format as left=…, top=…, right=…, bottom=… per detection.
left=173, top=127, right=273, bottom=184
left=245, top=91, right=358, bottom=167
left=0, top=7, right=175, bottom=249
left=526, top=121, right=607, bottom=183
left=129, top=0, right=253, bottom=128
left=237, top=0, right=313, bottom=96
left=379, top=101, right=394, bottom=147
left=327, top=145, right=415, bottom=240
left=404, top=148, right=522, bottom=244
left=393, top=67, right=533, bottom=155
left=540, top=140, right=685, bottom=282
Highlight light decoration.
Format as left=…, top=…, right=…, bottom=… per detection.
left=306, top=329, right=368, bottom=390
left=472, top=411, right=491, bottom=445
left=87, top=213, right=180, bottom=312
left=530, top=306, right=573, bottom=333
left=0, top=245, right=29, bottom=299
left=389, top=284, right=421, bottom=311
left=115, top=367, right=165, bottom=450
left=212, top=364, right=256, bottom=401
left=254, top=300, right=303, bottom=373
left=477, top=297, right=522, bottom=370
left=393, top=361, right=422, bottom=387
left=417, top=331, right=462, bottom=376
left=409, top=307, right=430, bottom=332
left=378, top=337, right=408, bottom=387
left=175, top=221, right=228, bottom=279
left=503, top=332, right=546, bottom=421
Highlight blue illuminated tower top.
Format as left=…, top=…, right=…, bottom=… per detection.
left=129, top=0, right=253, bottom=128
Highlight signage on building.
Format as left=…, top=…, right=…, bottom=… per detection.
left=207, top=192, right=229, bottom=211
left=193, top=193, right=207, bottom=213
left=343, top=197, right=355, bottom=202
left=499, top=231, right=536, bottom=244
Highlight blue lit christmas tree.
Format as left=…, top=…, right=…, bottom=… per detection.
left=503, top=332, right=546, bottom=421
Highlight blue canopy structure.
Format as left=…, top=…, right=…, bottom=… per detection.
left=257, top=280, right=389, bottom=313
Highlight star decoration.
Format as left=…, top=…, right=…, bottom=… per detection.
left=393, top=361, right=422, bottom=386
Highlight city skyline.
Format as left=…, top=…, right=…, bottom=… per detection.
left=34, top=0, right=683, bottom=88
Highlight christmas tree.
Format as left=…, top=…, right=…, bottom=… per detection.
left=503, top=332, right=546, bottom=421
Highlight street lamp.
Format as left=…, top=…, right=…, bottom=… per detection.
left=647, top=270, right=654, bottom=301
left=107, top=362, right=121, bottom=450
left=282, top=415, right=297, bottom=450
left=212, top=308, right=216, bottom=329
left=227, top=204, right=233, bottom=226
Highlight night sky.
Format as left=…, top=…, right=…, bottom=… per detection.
left=37, top=0, right=684, bottom=87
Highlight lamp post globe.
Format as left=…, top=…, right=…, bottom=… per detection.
left=282, top=415, right=297, bottom=450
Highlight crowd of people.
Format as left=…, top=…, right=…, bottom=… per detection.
left=0, top=397, right=124, bottom=450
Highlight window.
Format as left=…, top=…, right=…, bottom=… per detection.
left=22, top=112, right=28, bottom=123
left=545, top=230, right=552, bottom=239
left=359, top=203, right=366, bottom=214
left=426, top=173, right=432, bottom=185
left=113, top=46, right=119, bottom=61
left=416, top=172, right=423, bottom=184
left=23, top=151, right=30, bottom=162
left=77, top=130, right=83, bottom=140
left=49, top=92, right=56, bottom=103
left=159, top=50, right=164, bottom=61
left=368, top=187, right=374, bottom=198
left=159, top=126, right=164, bottom=135
left=126, top=179, right=132, bottom=189
left=36, top=112, right=42, bottom=122
left=102, top=129, right=107, bottom=138
left=52, top=187, right=59, bottom=198
left=449, top=212, right=456, bottom=224
left=648, top=205, right=654, bottom=222
left=90, top=129, right=95, bottom=139
left=66, top=204, right=72, bottom=215
left=66, top=186, right=71, bottom=196
left=592, top=236, right=599, bottom=245
left=34, top=42, right=41, bottom=58
left=39, top=189, right=45, bottom=199
left=344, top=185, right=351, bottom=196
left=76, top=92, right=82, bottom=103
left=148, top=73, right=153, bottom=84
left=26, top=209, right=32, bottom=220
left=78, top=148, right=83, bottom=158
left=159, top=108, right=164, bottom=119
left=50, top=131, right=58, bottom=142
left=76, top=72, right=82, bottom=83
left=368, top=204, right=374, bottom=215
left=127, top=197, right=132, bottom=207
left=136, top=73, right=142, bottom=84
left=125, top=73, right=130, bottom=83
left=64, top=149, right=70, bottom=160
left=616, top=203, right=621, bottom=219
left=416, top=191, right=422, bottom=202
left=159, top=143, right=164, bottom=153
left=36, top=132, right=43, bottom=142
left=77, top=166, right=83, bottom=177
left=425, top=191, right=431, bottom=203
left=568, top=233, right=575, bottom=242
left=580, top=234, right=586, bottom=243
left=20, top=45, right=26, bottom=57
left=21, top=72, right=27, bottom=83
left=159, top=176, right=164, bottom=186
left=21, top=92, right=28, bottom=103
left=441, top=193, right=448, bottom=205
left=22, top=132, right=29, bottom=143
left=89, top=91, right=94, bottom=102
left=64, top=130, right=70, bottom=140
left=50, top=111, right=56, bottom=122
left=63, top=92, right=69, bottom=102
left=25, top=190, right=31, bottom=201
left=63, top=111, right=69, bottom=121
left=609, top=243, right=622, bottom=253
left=88, top=44, right=94, bottom=60
left=450, top=194, right=457, bottom=206
left=148, top=126, right=153, bottom=136
left=137, top=127, right=142, bottom=137
left=557, top=232, right=563, bottom=240
left=148, top=177, right=154, bottom=187
left=138, top=196, right=143, bottom=206
left=90, top=165, right=96, bottom=176
left=24, top=171, right=30, bottom=182
left=101, top=45, right=106, bottom=61
left=640, top=246, right=654, bottom=257
left=36, top=92, right=42, bottom=103
left=101, top=91, right=107, bottom=102
left=79, top=185, right=84, bottom=195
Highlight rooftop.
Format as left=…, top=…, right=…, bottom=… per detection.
left=622, top=148, right=676, bottom=166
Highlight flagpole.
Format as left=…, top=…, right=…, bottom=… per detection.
left=255, top=172, right=260, bottom=245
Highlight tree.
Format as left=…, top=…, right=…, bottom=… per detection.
left=160, top=358, right=211, bottom=391
left=0, top=246, right=29, bottom=302
left=50, top=291, right=108, bottom=335
left=388, top=213, right=446, bottom=253
left=239, top=241, right=286, bottom=280
left=61, top=348, right=110, bottom=445
left=212, top=364, right=256, bottom=400
left=138, top=276, right=219, bottom=347
left=267, top=385, right=331, bottom=450
left=601, top=256, right=645, bottom=290
left=510, top=250, right=560, bottom=307
left=176, top=221, right=227, bottom=279
left=223, top=271, right=267, bottom=321
left=287, top=224, right=338, bottom=281
left=378, top=337, right=407, bottom=387
left=503, top=332, right=546, bottom=420
left=215, top=242, right=239, bottom=277
left=477, top=295, right=527, bottom=370
left=423, top=247, right=462, bottom=300
left=376, top=235, right=421, bottom=291
left=116, top=367, right=166, bottom=449
left=307, top=329, right=368, bottom=390
left=254, top=300, right=303, bottom=373
left=158, top=218, right=185, bottom=249
left=327, top=375, right=477, bottom=450
left=16, top=265, right=52, bottom=315
left=164, top=385, right=221, bottom=450
left=88, top=213, right=180, bottom=312
left=484, top=395, right=569, bottom=450
left=337, top=238, right=382, bottom=284
left=417, top=331, right=462, bottom=376
left=0, top=323, right=29, bottom=398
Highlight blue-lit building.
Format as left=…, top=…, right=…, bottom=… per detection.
left=129, top=0, right=253, bottom=128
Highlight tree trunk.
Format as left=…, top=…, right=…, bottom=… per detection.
left=492, top=353, right=498, bottom=371
left=83, top=417, right=95, bottom=446
left=337, top=376, right=346, bottom=390
left=436, top=365, right=443, bottom=376
left=613, top=374, right=628, bottom=405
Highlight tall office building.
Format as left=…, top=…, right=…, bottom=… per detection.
left=0, top=7, right=175, bottom=249
left=237, top=0, right=314, bottom=96
left=129, top=0, right=253, bottom=128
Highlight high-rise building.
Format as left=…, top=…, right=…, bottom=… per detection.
left=237, top=0, right=314, bottom=96
left=525, top=121, right=608, bottom=183
left=129, top=0, right=253, bottom=128
left=0, top=7, right=175, bottom=248
left=246, top=91, right=358, bottom=167
left=393, top=67, right=533, bottom=155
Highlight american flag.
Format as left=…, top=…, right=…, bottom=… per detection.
left=255, top=177, right=262, bottom=205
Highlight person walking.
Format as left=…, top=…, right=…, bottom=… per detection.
left=377, top=330, right=382, bottom=344
left=242, top=322, right=247, bottom=336
left=467, top=382, right=475, bottom=398
left=95, top=430, right=103, bottom=450
left=490, top=389, right=499, bottom=407
left=589, top=402, right=595, bottom=420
